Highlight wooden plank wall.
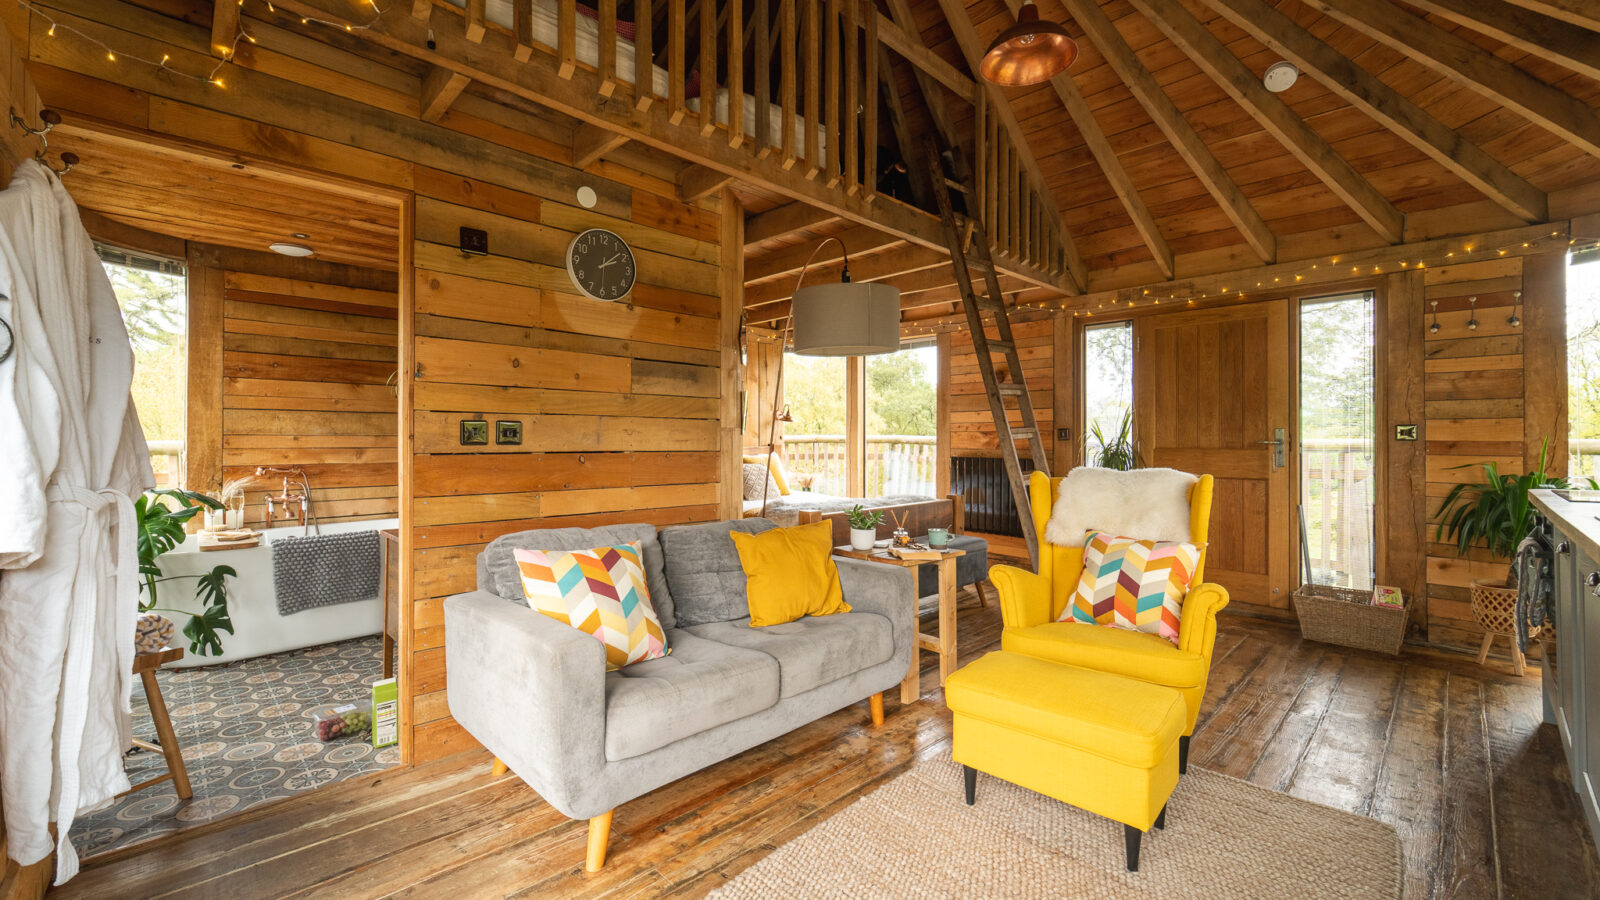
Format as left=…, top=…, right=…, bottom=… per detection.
left=405, top=177, right=729, bottom=762
left=945, top=318, right=1054, bottom=457
left=212, top=255, right=401, bottom=526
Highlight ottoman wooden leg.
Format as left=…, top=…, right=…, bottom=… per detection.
left=1154, top=804, right=1167, bottom=830
left=1124, top=824, right=1142, bottom=872
left=963, top=765, right=976, bottom=806
left=1178, top=735, right=1190, bottom=774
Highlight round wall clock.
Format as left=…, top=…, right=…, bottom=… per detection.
left=565, top=228, right=636, bottom=302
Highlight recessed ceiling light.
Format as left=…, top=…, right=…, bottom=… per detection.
left=291, top=233, right=310, bottom=240
left=1263, top=61, right=1298, bottom=93
left=269, top=242, right=315, bottom=257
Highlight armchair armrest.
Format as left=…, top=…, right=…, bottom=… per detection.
left=1177, top=582, right=1230, bottom=659
left=444, top=590, right=607, bottom=817
left=990, top=564, right=1053, bottom=629
left=836, top=557, right=916, bottom=654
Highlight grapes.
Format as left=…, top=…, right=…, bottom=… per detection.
left=310, top=705, right=371, bottom=742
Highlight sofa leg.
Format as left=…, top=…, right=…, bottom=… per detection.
left=869, top=692, right=884, bottom=727
left=1154, top=804, right=1167, bottom=831
left=1178, top=735, right=1190, bottom=775
left=491, top=757, right=508, bottom=778
left=963, top=765, right=976, bottom=806
left=974, top=581, right=993, bottom=608
left=1124, top=824, right=1142, bottom=872
left=585, top=810, right=613, bottom=873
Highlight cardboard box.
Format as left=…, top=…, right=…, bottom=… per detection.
left=372, top=677, right=399, bottom=748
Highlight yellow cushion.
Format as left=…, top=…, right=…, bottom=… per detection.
left=944, top=651, right=1184, bottom=770
left=1001, top=622, right=1207, bottom=689
left=730, top=520, right=849, bottom=627
left=743, top=453, right=792, bottom=496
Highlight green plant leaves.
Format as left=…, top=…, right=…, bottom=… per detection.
left=846, top=504, right=885, bottom=530
left=137, top=489, right=234, bottom=656
left=1434, top=437, right=1578, bottom=560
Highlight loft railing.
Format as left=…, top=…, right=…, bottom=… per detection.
left=782, top=434, right=936, bottom=497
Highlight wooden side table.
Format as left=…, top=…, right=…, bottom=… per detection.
left=833, top=546, right=966, bottom=705
left=123, top=647, right=192, bottom=800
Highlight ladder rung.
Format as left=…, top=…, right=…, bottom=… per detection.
left=984, top=340, right=1015, bottom=354
left=974, top=296, right=1003, bottom=311
left=944, top=177, right=970, bottom=194
left=997, top=384, right=1025, bottom=396
left=1009, top=428, right=1038, bottom=440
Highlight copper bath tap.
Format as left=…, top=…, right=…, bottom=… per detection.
left=255, top=466, right=310, bottom=526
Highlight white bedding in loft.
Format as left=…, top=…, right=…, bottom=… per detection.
left=451, top=1, right=828, bottom=154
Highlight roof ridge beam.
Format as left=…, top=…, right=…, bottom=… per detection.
left=1058, top=0, right=1277, bottom=263
left=1199, top=0, right=1547, bottom=223
left=1406, top=0, right=1600, bottom=83
left=1128, top=0, right=1403, bottom=244
left=1305, top=0, right=1600, bottom=159
left=1503, top=0, right=1600, bottom=32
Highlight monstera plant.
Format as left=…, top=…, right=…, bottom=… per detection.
left=136, top=488, right=235, bottom=656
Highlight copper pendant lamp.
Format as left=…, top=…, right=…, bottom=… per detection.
left=979, top=1, right=1078, bottom=87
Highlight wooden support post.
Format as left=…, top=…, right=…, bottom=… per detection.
left=844, top=0, right=860, bottom=193
left=634, top=0, right=653, bottom=108
left=464, top=0, right=486, bottom=42
left=700, top=0, right=718, bottom=136
left=754, top=0, right=771, bottom=156
left=185, top=257, right=223, bottom=496
left=1524, top=251, right=1567, bottom=475
left=804, top=0, right=821, bottom=178
left=936, top=332, right=952, bottom=496
left=212, top=0, right=241, bottom=59
left=513, top=0, right=535, bottom=61
left=597, top=0, right=618, bottom=97
left=668, top=0, right=686, bottom=123
left=726, top=0, right=743, bottom=147
left=780, top=0, right=797, bottom=167
left=847, top=354, right=865, bottom=496
left=558, top=0, right=578, bottom=78
left=720, top=188, right=746, bottom=519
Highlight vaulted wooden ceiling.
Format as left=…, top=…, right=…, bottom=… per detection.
left=742, top=0, right=1600, bottom=326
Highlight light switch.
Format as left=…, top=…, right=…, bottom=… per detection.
left=1395, top=424, right=1418, bottom=441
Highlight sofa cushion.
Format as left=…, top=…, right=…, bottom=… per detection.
left=730, top=520, right=849, bottom=627
left=1064, top=531, right=1202, bottom=646
left=916, top=534, right=989, bottom=596
left=1001, top=621, right=1207, bottom=689
left=480, top=524, right=676, bottom=628
left=660, top=518, right=775, bottom=626
left=513, top=543, right=669, bottom=670
left=683, top=611, right=894, bottom=698
left=603, top=629, right=779, bottom=761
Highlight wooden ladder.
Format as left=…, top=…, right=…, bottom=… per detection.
left=920, top=135, right=1051, bottom=566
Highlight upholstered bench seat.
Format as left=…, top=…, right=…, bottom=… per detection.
left=915, top=533, right=987, bottom=597
left=944, top=650, right=1185, bottom=871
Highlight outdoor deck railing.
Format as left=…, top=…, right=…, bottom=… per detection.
left=783, top=434, right=936, bottom=497
left=148, top=439, right=183, bottom=491
left=1301, top=436, right=1373, bottom=590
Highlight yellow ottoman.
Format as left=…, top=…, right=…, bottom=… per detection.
left=944, top=650, right=1186, bottom=871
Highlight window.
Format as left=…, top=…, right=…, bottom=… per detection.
left=779, top=352, right=848, bottom=493
left=100, top=246, right=187, bottom=489
left=865, top=344, right=937, bottom=496
left=1570, top=248, right=1600, bottom=480
left=1298, top=292, right=1375, bottom=590
left=1083, top=321, right=1134, bottom=466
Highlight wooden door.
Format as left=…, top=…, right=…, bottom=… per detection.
left=1134, top=301, right=1292, bottom=609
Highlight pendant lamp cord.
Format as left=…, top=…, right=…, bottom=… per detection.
left=760, top=236, right=851, bottom=517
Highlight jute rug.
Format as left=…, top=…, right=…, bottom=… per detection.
left=708, top=758, right=1402, bottom=899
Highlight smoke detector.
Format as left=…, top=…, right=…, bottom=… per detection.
left=1263, top=61, right=1299, bottom=93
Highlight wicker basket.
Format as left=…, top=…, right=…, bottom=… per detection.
left=1292, top=585, right=1408, bottom=655
left=1469, top=579, right=1522, bottom=636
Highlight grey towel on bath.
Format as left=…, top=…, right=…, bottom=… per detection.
left=272, top=531, right=381, bottom=616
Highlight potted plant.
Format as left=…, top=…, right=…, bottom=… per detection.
left=1090, top=409, right=1140, bottom=470
left=137, top=489, right=237, bottom=656
left=847, top=505, right=885, bottom=551
left=1434, top=440, right=1596, bottom=644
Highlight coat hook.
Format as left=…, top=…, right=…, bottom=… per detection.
left=36, top=151, right=77, bottom=176
left=1428, top=300, right=1440, bottom=334
left=1466, top=296, right=1479, bottom=331
left=1508, top=290, right=1522, bottom=328
left=10, top=108, right=59, bottom=138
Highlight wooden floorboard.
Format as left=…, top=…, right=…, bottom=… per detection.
left=50, top=595, right=1600, bottom=899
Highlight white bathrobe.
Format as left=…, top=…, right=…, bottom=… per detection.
left=0, top=161, right=153, bottom=883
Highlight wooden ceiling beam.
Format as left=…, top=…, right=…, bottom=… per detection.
left=876, top=47, right=935, bottom=210
left=411, top=0, right=432, bottom=19
left=419, top=65, right=470, bottom=123
left=1305, top=0, right=1600, bottom=158
left=1058, top=0, right=1276, bottom=263
left=211, top=0, right=241, bottom=58
left=745, top=243, right=953, bottom=307
left=1503, top=0, right=1600, bottom=32
left=572, top=121, right=629, bottom=168
left=1200, top=0, right=1548, bottom=223
left=746, top=224, right=903, bottom=281
left=676, top=164, right=735, bottom=202
left=1406, top=0, right=1600, bottom=83
left=997, top=0, right=1172, bottom=279
left=881, top=0, right=958, bottom=150
left=874, top=11, right=976, bottom=104
left=1128, top=0, right=1403, bottom=245
left=934, top=0, right=1089, bottom=291
left=744, top=201, right=840, bottom=245
left=273, top=0, right=1074, bottom=295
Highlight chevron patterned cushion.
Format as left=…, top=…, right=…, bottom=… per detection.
left=1060, top=530, right=1203, bottom=646
left=513, top=542, right=670, bottom=670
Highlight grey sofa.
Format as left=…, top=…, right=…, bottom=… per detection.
left=443, top=518, right=915, bottom=870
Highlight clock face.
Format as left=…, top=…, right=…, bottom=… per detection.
left=566, top=228, right=636, bottom=302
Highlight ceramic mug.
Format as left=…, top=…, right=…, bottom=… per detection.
left=927, top=528, right=950, bottom=548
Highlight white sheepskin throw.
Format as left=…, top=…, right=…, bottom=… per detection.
left=1043, top=466, right=1199, bottom=548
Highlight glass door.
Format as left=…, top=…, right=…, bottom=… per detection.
left=1298, top=292, right=1376, bottom=591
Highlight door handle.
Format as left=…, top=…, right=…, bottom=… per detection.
left=1258, top=428, right=1287, bottom=468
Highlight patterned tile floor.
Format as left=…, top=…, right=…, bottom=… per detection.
left=72, top=635, right=400, bottom=858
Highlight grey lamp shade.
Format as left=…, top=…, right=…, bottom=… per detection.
left=789, top=281, right=901, bottom=356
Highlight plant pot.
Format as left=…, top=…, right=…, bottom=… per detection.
left=1469, top=579, right=1519, bottom=636
left=135, top=613, right=176, bottom=655
left=850, top=528, right=877, bottom=551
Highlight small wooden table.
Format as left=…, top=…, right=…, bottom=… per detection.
left=123, top=646, right=192, bottom=800
left=833, top=546, right=966, bottom=705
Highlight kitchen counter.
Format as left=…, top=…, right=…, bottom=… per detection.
left=1530, top=488, right=1600, bottom=847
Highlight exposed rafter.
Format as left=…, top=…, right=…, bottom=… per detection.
left=211, top=0, right=240, bottom=58
left=677, top=164, right=735, bottom=202
left=1504, top=0, right=1600, bottom=32
left=933, top=0, right=1088, bottom=292
left=745, top=224, right=903, bottom=281
left=572, top=121, right=629, bottom=168
left=419, top=66, right=469, bottom=123
left=744, top=201, right=841, bottom=245
left=882, top=0, right=958, bottom=150
left=1200, top=0, right=1548, bottom=224
left=1128, top=0, right=1403, bottom=244
left=1405, top=0, right=1600, bottom=83
left=1058, top=0, right=1276, bottom=263
left=1305, top=0, right=1600, bottom=158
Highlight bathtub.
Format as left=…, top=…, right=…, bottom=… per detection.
left=155, top=518, right=396, bottom=668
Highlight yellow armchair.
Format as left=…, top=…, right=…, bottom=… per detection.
left=989, top=470, right=1230, bottom=772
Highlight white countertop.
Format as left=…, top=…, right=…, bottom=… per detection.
left=1532, top=489, right=1600, bottom=562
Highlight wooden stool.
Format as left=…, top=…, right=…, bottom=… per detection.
left=121, top=647, right=192, bottom=800
left=1470, top=580, right=1532, bottom=676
